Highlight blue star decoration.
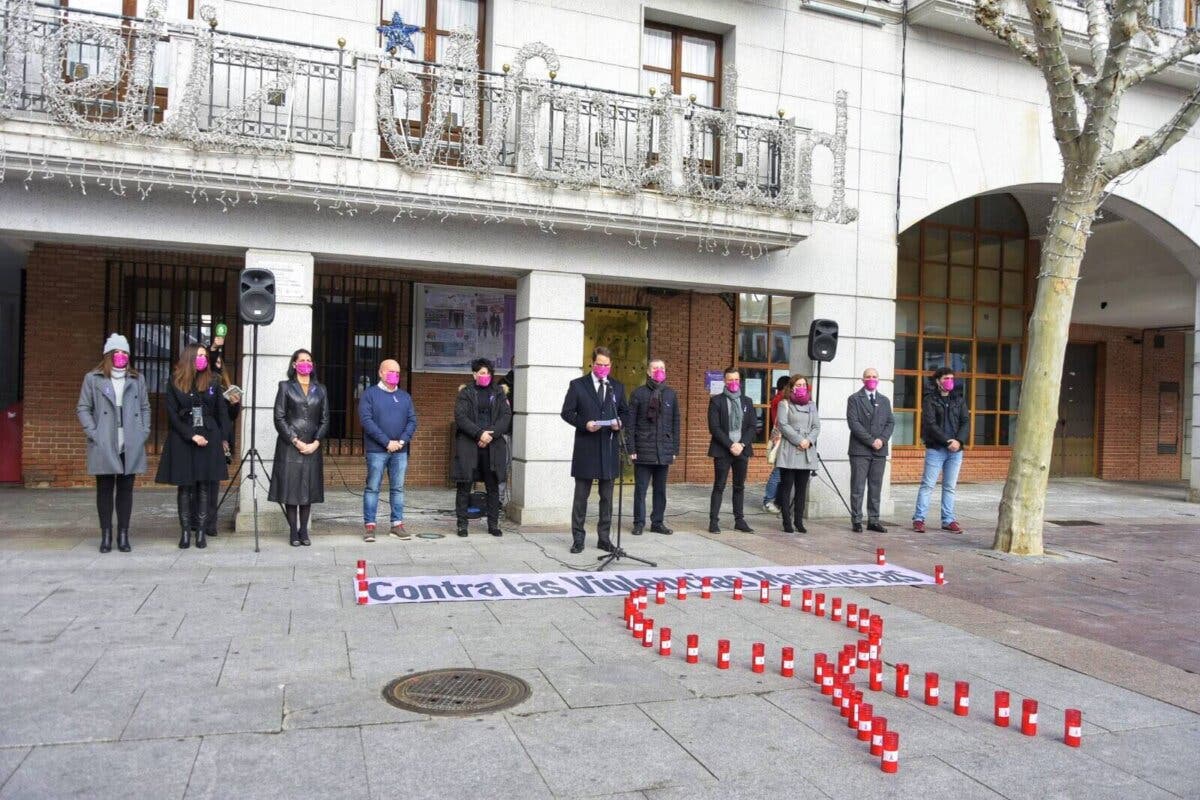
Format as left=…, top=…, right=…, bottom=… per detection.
left=377, top=12, right=421, bottom=55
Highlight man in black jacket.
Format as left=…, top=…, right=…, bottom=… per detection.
left=707, top=366, right=757, bottom=533
left=561, top=347, right=631, bottom=554
left=913, top=366, right=969, bottom=534
left=625, top=358, right=680, bottom=536
left=846, top=366, right=895, bottom=533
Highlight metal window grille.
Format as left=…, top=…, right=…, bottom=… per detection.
left=313, top=271, right=412, bottom=456
left=103, top=259, right=242, bottom=453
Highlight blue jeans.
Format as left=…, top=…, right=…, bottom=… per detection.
left=364, top=451, right=408, bottom=525
left=913, top=446, right=963, bottom=523
left=762, top=467, right=781, bottom=505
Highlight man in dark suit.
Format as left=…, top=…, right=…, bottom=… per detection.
left=561, top=346, right=631, bottom=554
left=846, top=366, right=895, bottom=533
left=707, top=366, right=757, bottom=533
left=625, top=358, right=680, bottom=536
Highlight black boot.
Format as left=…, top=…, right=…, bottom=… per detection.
left=99, top=528, right=112, bottom=553
left=781, top=510, right=794, bottom=534
left=117, top=529, right=131, bottom=553
left=177, top=487, right=192, bottom=549
left=194, top=484, right=209, bottom=549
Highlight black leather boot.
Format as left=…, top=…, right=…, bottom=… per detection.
left=99, top=528, right=112, bottom=553
left=117, top=529, right=131, bottom=553
left=194, top=484, right=209, bottom=549
left=177, top=487, right=192, bottom=549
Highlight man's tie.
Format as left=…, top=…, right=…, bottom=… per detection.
left=600, top=381, right=610, bottom=414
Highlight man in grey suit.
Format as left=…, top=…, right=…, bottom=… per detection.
left=846, top=367, right=894, bottom=533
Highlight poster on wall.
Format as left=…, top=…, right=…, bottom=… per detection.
left=413, top=283, right=516, bottom=373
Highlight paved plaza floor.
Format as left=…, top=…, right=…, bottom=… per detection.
left=0, top=478, right=1196, bottom=798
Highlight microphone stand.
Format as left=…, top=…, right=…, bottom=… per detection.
left=597, top=386, right=656, bottom=571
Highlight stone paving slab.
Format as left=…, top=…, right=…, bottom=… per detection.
left=122, top=684, right=284, bottom=740
left=507, top=705, right=715, bottom=797
left=0, top=749, right=29, bottom=790
left=80, top=640, right=229, bottom=692
left=0, top=685, right=142, bottom=748
left=1082, top=721, right=1200, bottom=797
left=184, top=728, right=367, bottom=800
left=0, top=738, right=197, bottom=800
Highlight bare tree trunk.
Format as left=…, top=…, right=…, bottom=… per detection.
left=993, top=171, right=1101, bottom=554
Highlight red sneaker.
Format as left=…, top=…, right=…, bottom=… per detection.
left=912, top=520, right=926, bottom=533
left=942, top=521, right=964, bottom=534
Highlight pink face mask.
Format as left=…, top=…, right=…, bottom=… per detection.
left=295, top=361, right=314, bottom=376
left=651, top=368, right=666, bottom=382
left=111, top=352, right=129, bottom=369
left=793, top=387, right=809, bottom=403
left=726, top=381, right=740, bottom=394
left=939, top=377, right=955, bottom=392
left=592, top=364, right=611, bottom=380
left=476, top=373, right=492, bottom=387
left=384, top=371, right=400, bottom=387
left=194, top=355, right=208, bottom=371
left=863, top=378, right=879, bottom=391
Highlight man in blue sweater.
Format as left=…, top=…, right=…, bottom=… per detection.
left=359, top=359, right=418, bottom=541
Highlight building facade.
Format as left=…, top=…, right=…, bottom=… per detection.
left=1, top=0, right=1197, bottom=527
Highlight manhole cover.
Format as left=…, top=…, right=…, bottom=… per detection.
left=382, top=669, right=531, bottom=716
left=416, top=532, right=445, bottom=540
left=1048, top=520, right=1101, bottom=527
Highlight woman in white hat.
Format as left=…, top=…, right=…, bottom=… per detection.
left=76, top=333, right=151, bottom=553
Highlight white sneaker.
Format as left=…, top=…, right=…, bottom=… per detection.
left=763, top=502, right=781, bottom=514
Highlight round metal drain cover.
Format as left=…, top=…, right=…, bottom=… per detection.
left=382, top=669, right=531, bottom=716
left=416, top=532, right=444, bottom=540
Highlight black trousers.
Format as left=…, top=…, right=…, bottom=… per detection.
left=778, top=468, right=811, bottom=529
left=633, top=463, right=669, bottom=527
left=849, top=454, right=886, bottom=524
left=96, top=472, right=134, bottom=530
left=709, top=455, right=749, bottom=523
left=456, top=453, right=501, bottom=529
left=205, top=481, right=221, bottom=535
left=571, top=477, right=614, bottom=546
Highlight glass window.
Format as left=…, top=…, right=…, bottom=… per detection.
left=893, top=194, right=1029, bottom=450
left=896, top=300, right=919, bottom=336
left=894, top=411, right=916, bottom=445
left=643, top=27, right=672, bottom=69
left=769, top=296, right=791, bottom=324
left=770, top=331, right=789, bottom=364
left=738, top=326, right=769, bottom=362
left=898, top=260, right=919, bottom=296
left=948, top=305, right=972, bottom=337
left=949, top=266, right=973, bottom=301
left=381, top=1, right=483, bottom=64
left=681, top=35, right=717, bottom=75
left=739, top=293, right=768, bottom=324
left=643, top=23, right=721, bottom=105
left=999, top=414, right=1018, bottom=445
left=895, top=375, right=917, bottom=409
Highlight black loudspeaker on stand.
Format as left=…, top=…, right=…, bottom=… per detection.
left=807, top=318, right=853, bottom=519
left=215, top=268, right=279, bottom=552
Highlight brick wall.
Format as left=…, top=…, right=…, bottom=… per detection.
left=891, top=324, right=1186, bottom=483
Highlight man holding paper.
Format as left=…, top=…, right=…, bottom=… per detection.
left=561, top=346, right=631, bottom=555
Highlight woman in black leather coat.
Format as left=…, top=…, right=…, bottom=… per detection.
left=268, top=349, right=329, bottom=546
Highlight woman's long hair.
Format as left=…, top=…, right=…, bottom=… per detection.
left=92, top=351, right=139, bottom=379
left=287, top=348, right=314, bottom=381
left=172, top=344, right=212, bottom=393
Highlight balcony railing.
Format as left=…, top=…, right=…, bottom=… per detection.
left=0, top=0, right=856, bottom=230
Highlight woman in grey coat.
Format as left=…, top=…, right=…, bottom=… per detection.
left=76, top=333, right=151, bottom=553
left=775, top=374, right=820, bottom=534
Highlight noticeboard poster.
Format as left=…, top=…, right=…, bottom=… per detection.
left=412, top=283, right=516, bottom=373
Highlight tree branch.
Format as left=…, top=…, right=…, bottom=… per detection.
left=1124, top=31, right=1200, bottom=88
left=1083, top=0, right=1110, bottom=74
left=975, top=0, right=1042, bottom=69
left=1022, top=0, right=1083, bottom=149
left=1101, top=83, right=1200, bottom=176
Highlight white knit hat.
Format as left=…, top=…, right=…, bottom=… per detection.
left=103, top=332, right=131, bottom=355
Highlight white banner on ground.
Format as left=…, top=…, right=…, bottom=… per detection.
left=361, top=564, right=932, bottom=605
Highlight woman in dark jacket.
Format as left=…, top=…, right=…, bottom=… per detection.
left=155, top=344, right=229, bottom=549
left=203, top=335, right=241, bottom=538
left=268, top=349, right=329, bottom=546
left=451, top=358, right=512, bottom=537
left=77, top=333, right=151, bottom=553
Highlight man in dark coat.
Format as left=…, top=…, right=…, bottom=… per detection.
left=625, top=358, right=680, bottom=536
left=914, top=366, right=969, bottom=534
left=560, top=346, right=631, bottom=554
left=846, top=366, right=895, bottom=533
left=707, top=366, right=757, bottom=533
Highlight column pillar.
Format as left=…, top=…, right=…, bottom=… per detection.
left=790, top=293, right=896, bottom=520
left=236, top=249, right=314, bottom=533
left=1188, top=285, right=1199, bottom=502
left=509, top=271, right=585, bottom=525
